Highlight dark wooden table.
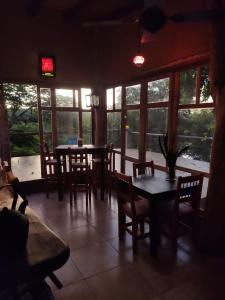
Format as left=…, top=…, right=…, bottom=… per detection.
left=132, top=174, right=177, bottom=256
left=55, top=144, right=107, bottom=201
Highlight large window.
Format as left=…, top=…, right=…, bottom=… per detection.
left=3, top=83, right=39, bottom=157
left=106, top=86, right=122, bottom=150
left=146, top=77, right=169, bottom=166
left=177, top=66, right=214, bottom=172
left=146, top=108, right=168, bottom=165
left=107, top=112, right=121, bottom=149
left=125, top=110, right=140, bottom=159
left=126, top=84, right=140, bottom=105
left=177, top=108, right=215, bottom=163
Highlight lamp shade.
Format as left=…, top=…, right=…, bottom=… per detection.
left=133, top=54, right=145, bottom=67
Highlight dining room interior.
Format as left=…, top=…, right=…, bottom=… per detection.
left=1, top=0, right=225, bottom=299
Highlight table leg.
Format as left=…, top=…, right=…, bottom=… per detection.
left=149, top=200, right=160, bottom=256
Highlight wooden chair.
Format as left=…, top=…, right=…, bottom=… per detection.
left=160, top=173, right=204, bottom=253
left=68, top=147, right=91, bottom=207
left=115, top=171, right=150, bottom=254
left=41, top=141, right=65, bottom=198
left=133, top=161, right=155, bottom=177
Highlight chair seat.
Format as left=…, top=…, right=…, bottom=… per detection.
left=122, top=197, right=149, bottom=218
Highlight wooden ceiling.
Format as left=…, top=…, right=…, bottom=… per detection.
left=25, top=0, right=144, bottom=24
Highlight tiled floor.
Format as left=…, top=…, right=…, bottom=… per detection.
left=27, top=190, right=225, bottom=300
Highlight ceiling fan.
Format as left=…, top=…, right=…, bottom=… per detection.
left=82, top=0, right=225, bottom=43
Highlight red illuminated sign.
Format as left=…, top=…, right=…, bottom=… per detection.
left=40, top=55, right=55, bottom=77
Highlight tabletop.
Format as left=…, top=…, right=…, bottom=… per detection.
left=132, top=174, right=177, bottom=200
left=55, top=144, right=106, bottom=151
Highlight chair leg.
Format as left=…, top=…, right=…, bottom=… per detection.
left=132, top=221, right=138, bottom=254
left=118, top=212, right=126, bottom=240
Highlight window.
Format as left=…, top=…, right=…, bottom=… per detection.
left=106, top=86, right=122, bottom=110
left=107, top=112, right=121, bottom=149
left=126, top=84, right=140, bottom=105
left=40, top=88, right=51, bottom=106
left=147, top=78, right=169, bottom=103
left=125, top=110, right=140, bottom=158
left=177, top=65, right=214, bottom=172
left=3, top=83, right=39, bottom=157
left=82, top=112, right=92, bottom=144
left=56, top=89, right=73, bottom=107
left=146, top=108, right=168, bottom=166
left=179, top=68, right=196, bottom=104
left=177, top=108, right=215, bottom=163
left=56, top=112, right=79, bottom=145
left=42, top=110, right=52, bottom=149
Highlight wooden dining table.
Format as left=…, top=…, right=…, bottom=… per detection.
left=132, top=174, right=177, bottom=256
left=55, top=144, right=107, bottom=201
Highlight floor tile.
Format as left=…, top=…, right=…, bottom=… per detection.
left=54, top=280, right=96, bottom=300
left=46, top=258, right=83, bottom=290
left=70, top=242, right=121, bottom=278
left=86, top=263, right=156, bottom=300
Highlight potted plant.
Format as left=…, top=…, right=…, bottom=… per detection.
left=158, top=133, right=189, bottom=181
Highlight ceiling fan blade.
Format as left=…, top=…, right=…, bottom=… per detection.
left=90, top=0, right=144, bottom=23
left=82, top=20, right=129, bottom=27
left=139, top=5, right=225, bottom=34
left=170, top=9, right=225, bottom=23
left=140, top=30, right=156, bottom=44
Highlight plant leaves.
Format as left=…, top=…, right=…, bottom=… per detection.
left=158, top=136, right=167, bottom=159
left=177, top=145, right=189, bottom=157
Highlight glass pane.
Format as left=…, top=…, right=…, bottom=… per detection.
left=177, top=108, right=215, bottom=171
left=3, top=83, right=39, bottom=157
left=82, top=112, right=92, bottom=144
left=200, top=66, right=213, bottom=103
left=106, top=88, right=113, bottom=110
left=126, top=84, right=140, bottom=105
left=75, top=90, right=79, bottom=107
left=146, top=108, right=168, bottom=166
left=147, top=78, right=169, bottom=103
left=40, top=88, right=51, bottom=106
left=125, top=110, right=140, bottom=158
left=57, top=112, right=79, bottom=145
left=179, top=68, right=196, bottom=104
left=107, top=112, right=121, bottom=150
left=81, top=88, right=91, bottom=110
left=42, top=110, right=52, bottom=150
left=56, top=89, right=73, bottom=107
left=115, top=86, right=122, bottom=109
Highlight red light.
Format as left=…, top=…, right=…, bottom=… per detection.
left=133, top=55, right=145, bottom=67
left=41, top=57, right=54, bottom=72
left=40, top=55, right=55, bottom=77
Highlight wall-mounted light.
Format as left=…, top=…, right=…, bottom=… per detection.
left=133, top=54, right=145, bottom=67
left=85, top=93, right=100, bottom=108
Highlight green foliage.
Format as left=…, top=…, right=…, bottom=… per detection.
left=3, top=83, right=39, bottom=157
left=148, top=78, right=169, bottom=102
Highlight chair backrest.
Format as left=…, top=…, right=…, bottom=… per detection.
left=106, top=143, right=113, bottom=172
left=114, top=171, right=136, bottom=215
left=42, top=141, right=51, bottom=160
left=133, top=161, right=155, bottom=177
left=68, top=147, right=89, bottom=172
left=175, top=173, right=203, bottom=211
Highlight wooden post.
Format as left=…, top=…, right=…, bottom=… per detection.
left=199, top=0, right=225, bottom=254
left=0, top=84, right=11, bottom=163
